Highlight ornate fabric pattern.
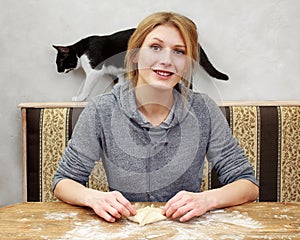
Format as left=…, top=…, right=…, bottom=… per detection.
left=41, top=108, right=68, bottom=202
left=200, top=157, right=210, bottom=191
left=279, top=106, right=300, bottom=202
left=88, top=161, right=109, bottom=192
left=231, top=106, right=259, bottom=178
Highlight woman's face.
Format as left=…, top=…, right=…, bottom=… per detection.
left=135, top=24, right=187, bottom=90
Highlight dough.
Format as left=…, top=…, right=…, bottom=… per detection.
left=127, top=204, right=167, bottom=226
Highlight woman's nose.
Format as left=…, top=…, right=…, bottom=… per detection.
left=159, top=49, right=173, bottom=66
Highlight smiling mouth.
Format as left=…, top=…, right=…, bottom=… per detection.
left=154, top=69, right=174, bottom=77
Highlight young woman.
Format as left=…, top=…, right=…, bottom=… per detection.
left=53, top=12, right=259, bottom=223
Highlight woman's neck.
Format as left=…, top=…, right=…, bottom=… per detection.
left=135, top=84, right=174, bottom=127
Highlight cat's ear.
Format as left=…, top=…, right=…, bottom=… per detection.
left=53, top=45, right=70, bottom=53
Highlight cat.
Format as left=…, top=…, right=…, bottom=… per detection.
left=53, top=28, right=228, bottom=101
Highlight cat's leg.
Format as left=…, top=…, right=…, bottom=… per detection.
left=102, top=65, right=125, bottom=85
left=73, top=70, right=101, bottom=101
left=104, top=65, right=125, bottom=76
left=72, top=63, right=124, bottom=101
left=72, top=55, right=104, bottom=101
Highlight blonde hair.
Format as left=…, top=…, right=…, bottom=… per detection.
left=125, top=12, right=199, bottom=87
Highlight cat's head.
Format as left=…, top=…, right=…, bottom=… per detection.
left=53, top=45, right=78, bottom=73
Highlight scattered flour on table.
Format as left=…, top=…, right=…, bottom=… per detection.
left=17, top=212, right=78, bottom=224
left=44, top=212, right=78, bottom=220
left=65, top=220, right=132, bottom=239
left=60, top=209, right=262, bottom=240
left=203, top=209, right=263, bottom=229
left=273, top=214, right=294, bottom=220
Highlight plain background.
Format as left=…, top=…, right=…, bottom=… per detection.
left=1, top=0, right=299, bottom=206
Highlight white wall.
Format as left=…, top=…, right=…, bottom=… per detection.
left=0, top=0, right=299, bottom=206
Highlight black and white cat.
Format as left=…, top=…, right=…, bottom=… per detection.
left=53, top=28, right=228, bottom=101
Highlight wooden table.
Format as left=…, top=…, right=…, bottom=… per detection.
left=1, top=202, right=299, bottom=239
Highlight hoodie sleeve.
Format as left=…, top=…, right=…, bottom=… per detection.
left=52, top=99, right=103, bottom=191
left=202, top=94, right=258, bottom=186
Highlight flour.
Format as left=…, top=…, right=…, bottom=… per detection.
left=44, top=211, right=78, bottom=220
left=203, top=209, right=263, bottom=229
left=274, top=214, right=294, bottom=220
left=60, top=209, right=263, bottom=240
left=65, top=220, right=130, bottom=239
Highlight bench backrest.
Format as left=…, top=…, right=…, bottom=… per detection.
left=19, top=101, right=300, bottom=202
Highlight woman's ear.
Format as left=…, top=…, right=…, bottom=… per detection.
left=132, top=49, right=140, bottom=63
left=132, top=53, right=138, bottom=63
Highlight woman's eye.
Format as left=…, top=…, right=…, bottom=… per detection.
left=151, top=45, right=161, bottom=51
left=174, top=49, right=185, bottom=55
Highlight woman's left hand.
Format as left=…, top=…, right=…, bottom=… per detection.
left=162, top=180, right=259, bottom=222
left=162, top=190, right=214, bottom=222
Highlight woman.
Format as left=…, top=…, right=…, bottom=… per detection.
left=53, top=12, right=259, bottom=223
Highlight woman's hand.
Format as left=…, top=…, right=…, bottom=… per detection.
left=162, top=180, right=259, bottom=222
left=54, top=179, right=136, bottom=223
left=162, top=190, right=212, bottom=222
left=86, top=190, right=136, bottom=223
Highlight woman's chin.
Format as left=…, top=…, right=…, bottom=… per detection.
left=149, top=76, right=181, bottom=90
left=148, top=81, right=174, bottom=91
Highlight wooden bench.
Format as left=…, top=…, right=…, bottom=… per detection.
left=19, top=101, right=300, bottom=202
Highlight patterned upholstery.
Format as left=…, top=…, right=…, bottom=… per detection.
left=19, top=103, right=300, bottom=202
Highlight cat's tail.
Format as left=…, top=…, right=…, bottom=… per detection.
left=199, top=45, right=229, bottom=80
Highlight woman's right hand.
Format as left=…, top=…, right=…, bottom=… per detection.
left=85, top=189, right=137, bottom=222
left=54, top=179, right=136, bottom=223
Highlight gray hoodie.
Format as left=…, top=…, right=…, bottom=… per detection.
left=53, top=81, right=257, bottom=202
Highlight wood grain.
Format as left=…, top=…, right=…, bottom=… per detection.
left=1, top=202, right=299, bottom=239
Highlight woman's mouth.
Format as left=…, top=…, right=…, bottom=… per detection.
left=153, top=69, right=174, bottom=78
